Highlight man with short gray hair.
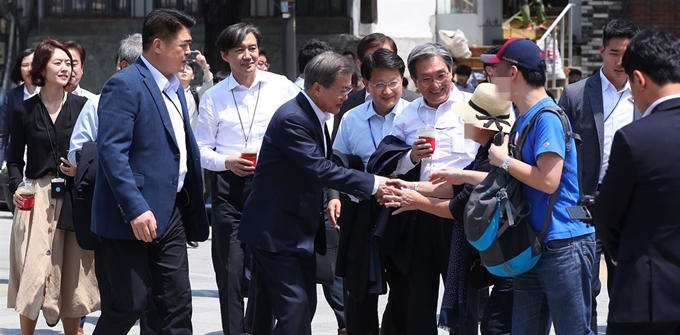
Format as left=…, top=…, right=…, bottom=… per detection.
left=372, top=42, right=477, bottom=333
left=238, top=52, right=390, bottom=335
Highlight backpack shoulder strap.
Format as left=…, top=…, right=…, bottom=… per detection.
left=190, top=86, right=199, bottom=107
left=512, top=105, right=583, bottom=243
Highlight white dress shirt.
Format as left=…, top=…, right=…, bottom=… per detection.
left=183, top=86, right=199, bottom=132
left=292, top=77, right=335, bottom=135
left=196, top=70, right=301, bottom=171
left=71, top=85, right=98, bottom=101
left=392, top=87, right=477, bottom=181
left=333, top=99, right=407, bottom=168
left=301, top=92, right=380, bottom=194
left=599, top=69, right=635, bottom=183
left=141, top=56, right=187, bottom=192
left=23, top=85, right=40, bottom=100
left=68, top=95, right=100, bottom=166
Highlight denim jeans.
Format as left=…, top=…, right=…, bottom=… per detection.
left=512, top=233, right=596, bottom=335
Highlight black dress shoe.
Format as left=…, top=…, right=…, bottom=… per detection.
left=187, top=241, right=199, bottom=248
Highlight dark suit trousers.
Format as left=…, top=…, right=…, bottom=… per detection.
left=211, top=171, right=250, bottom=334
left=93, top=199, right=192, bottom=335
left=406, top=212, right=453, bottom=335
left=251, top=248, right=317, bottom=335
left=607, top=322, right=680, bottom=335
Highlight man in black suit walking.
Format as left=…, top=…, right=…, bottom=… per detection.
left=558, top=19, right=640, bottom=333
left=595, top=29, right=680, bottom=335
left=238, top=52, right=389, bottom=335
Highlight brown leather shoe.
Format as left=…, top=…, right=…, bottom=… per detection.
left=338, top=328, right=347, bottom=335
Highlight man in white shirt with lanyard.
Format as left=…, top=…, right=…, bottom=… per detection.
left=373, top=42, right=476, bottom=334
left=331, top=48, right=409, bottom=335
left=558, top=18, right=640, bottom=334
left=194, top=22, right=300, bottom=335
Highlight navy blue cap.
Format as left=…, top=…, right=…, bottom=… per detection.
left=480, top=38, right=545, bottom=71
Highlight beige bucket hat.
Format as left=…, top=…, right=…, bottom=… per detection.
left=453, top=83, right=514, bottom=133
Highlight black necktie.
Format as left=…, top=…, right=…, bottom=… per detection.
left=324, top=123, right=332, bottom=159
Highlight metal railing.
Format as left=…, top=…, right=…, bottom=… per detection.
left=536, top=3, right=575, bottom=89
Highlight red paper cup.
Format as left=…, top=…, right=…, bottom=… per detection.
left=19, top=193, right=35, bottom=210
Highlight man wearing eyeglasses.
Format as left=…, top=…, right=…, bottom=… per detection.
left=330, top=48, right=408, bottom=334
left=369, top=42, right=477, bottom=334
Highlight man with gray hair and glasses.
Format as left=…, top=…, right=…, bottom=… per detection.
left=238, top=52, right=390, bottom=335
left=370, top=42, right=477, bottom=334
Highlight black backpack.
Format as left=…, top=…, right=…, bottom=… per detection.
left=463, top=106, right=580, bottom=277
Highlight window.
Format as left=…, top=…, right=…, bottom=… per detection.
left=45, top=0, right=131, bottom=17
left=245, top=0, right=348, bottom=18
left=154, top=0, right=200, bottom=15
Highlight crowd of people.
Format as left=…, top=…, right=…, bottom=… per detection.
left=2, top=7, right=680, bottom=335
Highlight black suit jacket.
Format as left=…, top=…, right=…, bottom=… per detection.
left=73, top=141, right=99, bottom=250
left=595, top=97, right=680, bottom=323
left=559, top=73, right=641, bottom=195
left=332, top=88, right=420, bottom=140
left=0, top=85, right=25, bottom=164
left=239, top=93, right=375, bottom=256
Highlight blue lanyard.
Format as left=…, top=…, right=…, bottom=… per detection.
left=366, top=102, right=379, bottom=149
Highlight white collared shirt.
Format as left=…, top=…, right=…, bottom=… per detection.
left=71, top=85, right=98, bottom=101
left=141, top=56, right=187, bottom=193
left=301, top=91, right=380, bottom=194
left=599, top=69, right=635, bottom=183
left=196, top=70, right=301, bottom=171
left=642, top=94, right=680, bottom=118
left=301, top=91, right=332, bottom=156
left=183, top=86, right=198, bottom=131
left=23, top=85, right=40, bottom=101
left=292, top=77, right=335, bottom=134
left=334, top=99, right=407, bottom=168
left=392, top=87, right=477, bottom=181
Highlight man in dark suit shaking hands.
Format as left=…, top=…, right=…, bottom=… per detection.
left=595, top=29, right=680, bottom=335
left=92, top=9, right=209, bottom=335
left=239, top=52, right=390, bottom=335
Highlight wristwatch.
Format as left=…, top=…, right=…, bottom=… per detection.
left=500, top=157, right=512, bottom=172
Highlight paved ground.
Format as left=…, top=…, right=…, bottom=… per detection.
left=0, top=211, right=610, bottom=334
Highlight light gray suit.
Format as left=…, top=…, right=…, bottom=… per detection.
left=558, top=71, right=641, bottom=334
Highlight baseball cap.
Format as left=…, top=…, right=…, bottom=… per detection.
left=480, top=38, right=545, bottom=72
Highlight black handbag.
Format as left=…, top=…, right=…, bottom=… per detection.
left=469, top=250, right=497, bottom=290
left=316, top=225, right=339, bottom=285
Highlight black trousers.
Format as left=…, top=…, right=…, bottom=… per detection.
left=251, top=248, right=317, bottom=335
left=401, top=212, right=453, bottom=335
left=93, top=200, right=192, bottom=335
left=211, top=171, right=250, bottom=334
left=607, top=321, right=680, bottom=335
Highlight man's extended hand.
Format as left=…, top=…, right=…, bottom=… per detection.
left=225, top=156, right=256, bottom=177
left=376, top=175, right=392, bottom=201
left=131, top=210, right=157, bottom=242
left=327, top=199, right=341, bottom=228
left=410, top=138, right=434, bottom=164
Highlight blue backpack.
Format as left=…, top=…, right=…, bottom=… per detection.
left=463, top=106, right=579, bottom=277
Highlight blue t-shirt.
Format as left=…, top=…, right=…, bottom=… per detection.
left=512, top=97, right=594, bottom=242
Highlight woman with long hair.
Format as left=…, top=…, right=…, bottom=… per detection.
left=6, top=39, right=99, bottom=335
